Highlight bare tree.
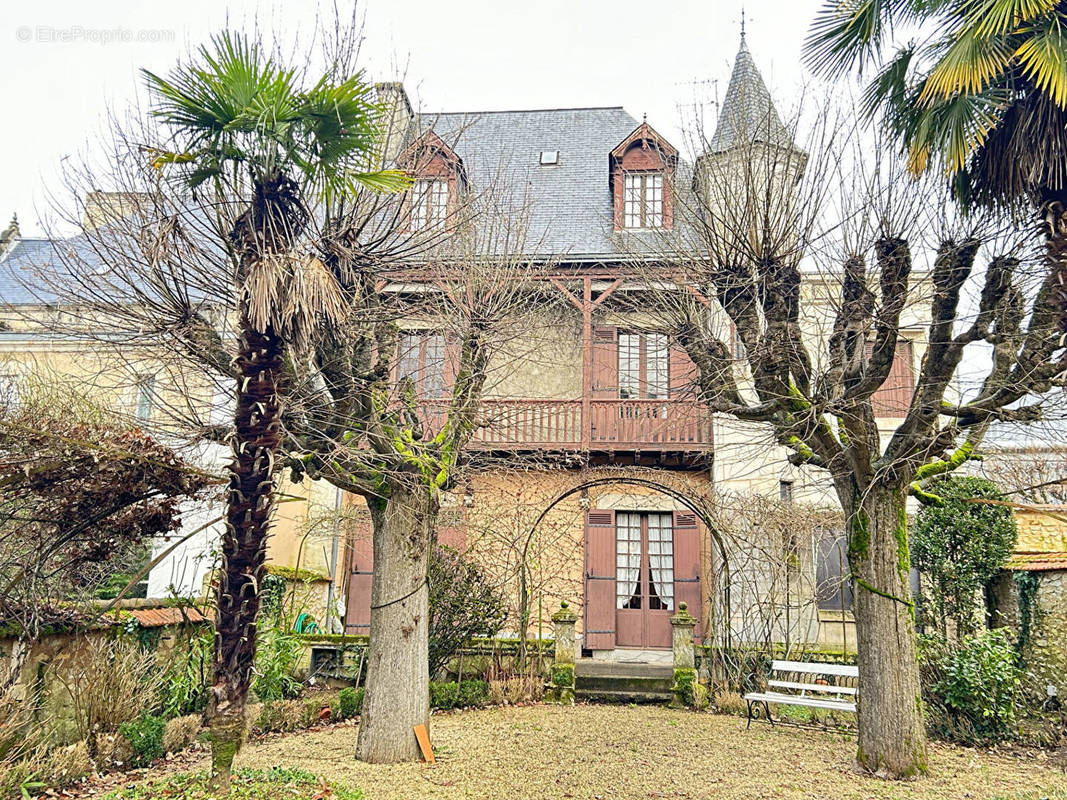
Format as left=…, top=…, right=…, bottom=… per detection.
left=634, top=100, right=1064, bottom=777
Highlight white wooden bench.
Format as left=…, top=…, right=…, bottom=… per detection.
left=743, top=659, right=858, bottom=728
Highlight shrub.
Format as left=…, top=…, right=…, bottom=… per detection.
left=118, top=713, right=165, bottom=767
left=428, top=545, right=507, bottom=678
left=253, top=700, right=306, bottom=734
left=337, top=687, right=363, bottom=720
left=161, top=714, right=202, bottom=754
left=54, top=636, right=162, bottom=766
left=913, top=476, right=1017, bottom=638
left=920, top=628, right=1022, bottom=743
left=157, top=629, right=212, bottom=719
left=430, top=680, right=488, bottom=710
left=252, top=622, right=303, bottom=702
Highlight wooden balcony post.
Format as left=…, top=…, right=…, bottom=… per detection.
left=581, top=277, right=592, bottom=450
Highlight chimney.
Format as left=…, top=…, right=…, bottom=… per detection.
left=375, top=82, right=414, bottom=165
left=82, top=191, right=153, bottom=230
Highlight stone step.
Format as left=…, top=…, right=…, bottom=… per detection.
left=575, top=673, right=673, bottom=695
left=576, top=687, right=673, bottom=704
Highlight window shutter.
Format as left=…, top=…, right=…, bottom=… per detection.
left=669, top=344, right=698, bottom=400
left=344, top=519, right=374, bottom=634
left=436, top=525, right=466, bottom=550
left=868, top=340, right=914, bottom=417
left=590, top=326, right=618, bottom=399
left=442, top=332, right=461, bottom=397
left=584, top=509, right=616, bottom=651
left=672, top=510, right=702, bottom=639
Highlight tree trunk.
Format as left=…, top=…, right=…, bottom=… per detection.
left=209, top=316, right=284, bottom=791
left=356, top=486, right=438, bottom=763
left=846, top=484, right=927, bottom=779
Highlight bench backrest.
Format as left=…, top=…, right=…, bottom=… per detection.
left=771, top=660, right=858, bottom=679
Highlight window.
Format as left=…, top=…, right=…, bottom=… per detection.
left=397, top=331, right=446, bottom=397
left=623, top=172, right=664, bottom=228
left=410, top=179, right=448, bottom=231
left=779, top=480, right=794, bottom=503
left=618, top=332, right=669, bottom=399
left=135, top=375, right=156, bottom=421
left=616, top=512, right=674, bottom=610
left=814, top=529, right=853, bottom=611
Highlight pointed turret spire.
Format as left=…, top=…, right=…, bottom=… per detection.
left=709, top=35, right=793, bottom=153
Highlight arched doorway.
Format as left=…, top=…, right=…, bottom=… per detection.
left=528, top=476, right=728, bottom=654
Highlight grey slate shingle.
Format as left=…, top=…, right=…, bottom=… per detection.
left=709, top=36, right=794, bottom=153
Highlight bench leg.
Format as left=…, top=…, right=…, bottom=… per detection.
left=746, top=699, right=754, bottom=730
left=764, top=701, right=773, bottom=727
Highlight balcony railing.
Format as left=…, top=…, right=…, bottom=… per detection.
left=418, top=399, right=712, bottom=450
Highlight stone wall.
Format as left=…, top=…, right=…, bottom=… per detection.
left=990, top=568, right=1067, bottom=697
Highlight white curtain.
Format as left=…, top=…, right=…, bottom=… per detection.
left=648, top=513, right=674, bottom=610
left=616, top=513, right=642, bottom=608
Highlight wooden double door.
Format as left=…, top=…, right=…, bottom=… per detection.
left=585, top=508, right=702, bottom=651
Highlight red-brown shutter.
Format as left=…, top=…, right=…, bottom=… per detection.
left=673, top=510, right=701, bottom=639
left=669, top=343, right=698, bottom=400
left=869, top=340, right=914, bottom=417
left=436, top=525, right=466, bottom=550
left=590, top=327, right=618, bottom=399
left=584, top=509, right=616, bottom=651
left=442, top=332, right=461, bottom=397
left=344, top=519, right=374, bottom=635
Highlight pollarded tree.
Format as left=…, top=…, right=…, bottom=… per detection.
left=141, top=31, right=406, bottom=788
left=912, top=475, right=1017, bottom=639
left=804, top=0, right=1067, bottom=350
left=637, top=100, right=1062, bottom=777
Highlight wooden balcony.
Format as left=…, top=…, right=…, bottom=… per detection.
left=419, top=399, right=713, bottom=452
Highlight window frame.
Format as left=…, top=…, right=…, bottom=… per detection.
left=617, top=331, right=670, bottom=400
left=622, top=171, right=665, bottom=229
left=410, top=178, right=449, bottom=232
left=397, top=330, right=447, bottom=398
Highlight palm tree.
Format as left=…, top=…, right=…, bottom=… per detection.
left=144, top=31, right=407, bottom=790
left=805, top=0, right=1067, bottom=308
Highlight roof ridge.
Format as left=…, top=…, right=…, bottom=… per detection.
left=423, top=105, right=628, bottom=117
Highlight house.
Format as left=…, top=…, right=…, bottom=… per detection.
left=0, top=35, right=923, bottom=659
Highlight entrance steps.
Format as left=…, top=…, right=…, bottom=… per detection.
left=574, top=658, right=673, bottom=703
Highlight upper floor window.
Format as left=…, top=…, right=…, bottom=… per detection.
left=618, top=332, right=668, bottom=399
left=623, top=172, right=664, bottom=229
left=411, top=179, right=449, bottom=232
left=398, top=331, right=446, bottom=397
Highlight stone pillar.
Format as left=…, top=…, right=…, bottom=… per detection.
left=545, top=600, right=578, bottom=705
left=669, top=602, right=707, bottom=709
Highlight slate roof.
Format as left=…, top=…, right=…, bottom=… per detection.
left=418, top=106, right=648, bottom=259
left=0, top=237, right=62, bottom=305
left=709, top=36, right=794, bottom=153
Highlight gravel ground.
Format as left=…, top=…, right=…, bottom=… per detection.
left=233, top=704, right=1065, bottom=800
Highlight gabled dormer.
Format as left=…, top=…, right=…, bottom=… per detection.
left=399, top=130, right=467, bottom=232
left=609, top=122, right=678, bottom=231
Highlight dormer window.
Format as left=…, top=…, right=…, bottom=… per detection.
left=610, top=121, right=677, bottom=232
left=411, top=179, right=449, bottom=232
left=399, top=131, right=467, bottom=235
left=623, top=172, right=663, bottom=229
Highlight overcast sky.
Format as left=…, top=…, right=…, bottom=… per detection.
left=1, top=0, right=827, bottom=237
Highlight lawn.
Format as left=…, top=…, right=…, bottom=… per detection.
left=224, top=704, right=1064, bottom=800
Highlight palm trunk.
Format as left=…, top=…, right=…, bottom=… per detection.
left=209, top=314, right=284, bottom=790
left=846, top=484, right=927, bottom=779
left=356, top=487, right=438, bottom=763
